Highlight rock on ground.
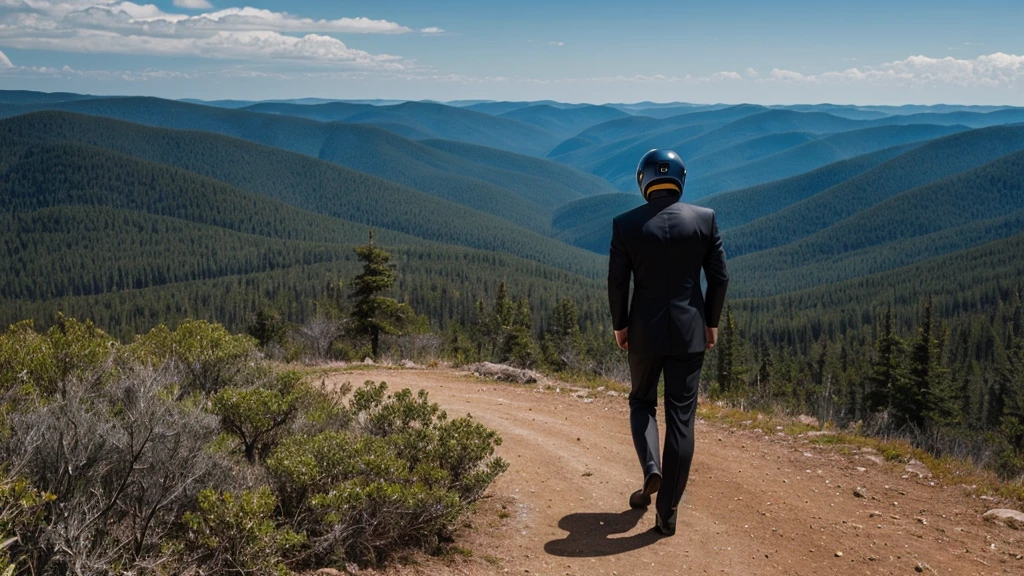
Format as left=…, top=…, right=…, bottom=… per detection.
left=466, top=362, right=540, bottom=384
left=904, top=459, right=932, bottom=478
left=983, top=508, right=1024, bottom=529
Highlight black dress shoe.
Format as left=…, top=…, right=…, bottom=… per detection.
left=629, top=489, right=651, bottom=509
left=628, top=472, right=663, bottom=509
left=654, top=512, right=676, bottom=536
left=643, top=472, right=662, bottom=496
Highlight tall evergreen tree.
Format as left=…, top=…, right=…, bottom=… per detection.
left=543, top=297, right=583, bottom=370
left=502, top=297, right=537, bottom=367
left=867, top=307, right=907, bottom=418
left=716, top=306, right=741, bottom=394
left=994, top=297, right=1024, bottom=478
left=348, top=230, right=415, bottom=358
left=902, top=298, right=937, bottom=428
left=756, top=342, right=773, bottom=402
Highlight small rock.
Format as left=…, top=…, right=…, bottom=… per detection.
left=853, top=487, right=867, bottom=498
left=915, top=564, right=924, bottom=573
left=982, top=508, right=1024, bottom=529
left=797, top=415, right=820, bottom=427
left=863, top=454, right=886, bottom=465
left=904, top=459, right=932, bottom=478
left=362, top=357, right=374, bottom=364
left=834, top=551, right=843, bottom=557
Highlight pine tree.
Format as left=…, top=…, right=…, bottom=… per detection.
left=247, top=307, right=287, bottom=348
left=348, top=230, right=415, bottom=358
left=543, top=297, right=583, bottom=370
left=902, top=299, right=936, bottom=428
left=502, top=298, right=537, bottom=367
left=994, top=297, right=1024, bottom=478
left=715, top=306, right=741, bottom=394
left=757, top=342, right=773, bottom=402
left=867, top=307, right=907, bottom=420
left=472, top=298, right=491, bottom=359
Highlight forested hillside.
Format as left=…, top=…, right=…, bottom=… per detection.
left=723, top=125, right=1024, bottom=257
left=694, top=143, right=921, bottom=230
left=0, top=113, right=608, bottom=258
left=685, top=123, right=965, bottom=197
left=0, top=110, right=606, bottom=232
left=726, top=150, right=1024, bottom=297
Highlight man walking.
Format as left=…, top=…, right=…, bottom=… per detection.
left=608, top=149, right=729, bottom=536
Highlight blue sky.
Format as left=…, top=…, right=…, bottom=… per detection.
left=0, top=0, right=1022, bottom=104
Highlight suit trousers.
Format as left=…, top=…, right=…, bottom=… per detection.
left=627, top=351, right=704, bottom=524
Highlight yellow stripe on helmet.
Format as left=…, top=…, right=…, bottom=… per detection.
left=644, top=182, right=682, bottom=199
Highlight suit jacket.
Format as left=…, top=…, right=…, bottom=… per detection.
left=608, top=193, right=729, bottom=355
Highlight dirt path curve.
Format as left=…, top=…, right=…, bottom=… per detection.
left=328, top=368, right=1023, bottom=576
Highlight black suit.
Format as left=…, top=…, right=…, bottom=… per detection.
left=608, top=191, right=729, bottom=526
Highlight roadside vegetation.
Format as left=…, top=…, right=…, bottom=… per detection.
left=0, top=316, right=507, bottom=574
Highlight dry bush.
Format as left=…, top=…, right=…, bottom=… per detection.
left=3, top=365, right=231, bottom=573
left=297, top=315, right=343, bottom=362
left=380, top=333, right=442, bottom=365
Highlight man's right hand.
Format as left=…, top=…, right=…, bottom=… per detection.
left=614, top=328, right=629, bottom=351
left=705, top=327, right=718, bottom=350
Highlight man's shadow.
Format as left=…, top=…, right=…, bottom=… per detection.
left=544, top=508, right=662, bottom=557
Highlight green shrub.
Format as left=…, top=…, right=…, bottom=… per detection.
left=267, top=432, right=409, bottom=521
left=127, top=320, right=259, bottom=396
left=0, top=475, right=53, bottom=573
left=266, top=381, right=507, bottom=565
left=212, top=380, right=302, bottom=463
left=293, top=379, right=352, bottom=436
left=310, top=480, right=460, bottom=565
left=248, top=308, right=289, bottom=348
left=182, top=488, right=305, bottom=576
left=0, top=316, right=114, bottom=398
left=992, top=415, right=1024, bottom=480
left=349, top=382, right=509, bottom=500
left=352, top=383, right=442, bottom=437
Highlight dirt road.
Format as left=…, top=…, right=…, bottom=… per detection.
left=328, top=368, right=1023, bottom=576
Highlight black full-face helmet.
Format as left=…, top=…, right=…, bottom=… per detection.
left=636, top=149, right=686, bottom=201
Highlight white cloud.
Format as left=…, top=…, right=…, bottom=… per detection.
left=882, top=53, right=1024, bottom=86
left=769, top=68, right=807, bottom=82
left=174, top=0, right=212, bottom=8
left=0, top=49, right=12, bottom=68
left=712, top=71, right=742, bottom=81
left=745, top=67, right=759, bottom=78
left=0, top=1, right=428, bottom=67
left=2, top=29, right=404, bottom=67
left=764, top=53, right=1024, bottom=87
left=549, top=41, right=564, bottom=47
left=420, top=27, right=444, bottom=34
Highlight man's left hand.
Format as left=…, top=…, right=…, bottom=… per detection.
left=614, top=328, right=629, bottom=350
